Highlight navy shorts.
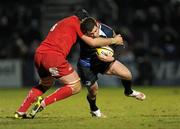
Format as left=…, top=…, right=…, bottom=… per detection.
left=77, top=59, right=113, bottom=88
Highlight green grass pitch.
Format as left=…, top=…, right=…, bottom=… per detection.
left=0, top=86, right=180, bottom=129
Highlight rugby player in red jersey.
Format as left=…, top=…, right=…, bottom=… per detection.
left=14, top=9, right=123, bottom=119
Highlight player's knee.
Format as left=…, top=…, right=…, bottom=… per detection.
left=126, top=71, right=132, bottom=80
left=121, top=71, right=132, bottom=80
left=89, top=85, right=98, bottom=97
left=34, top=84, right=52, bottom=93
left=70, top=81, right=82, bottom=95
left=38, top=78, right=55, bottom=93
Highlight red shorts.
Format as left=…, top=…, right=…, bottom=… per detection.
left=34, top=52, right=74, bottom=78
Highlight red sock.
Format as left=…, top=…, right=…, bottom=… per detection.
left=17, top=87, right=43, bottom=112
left=43, top=86, right=72, bottom=106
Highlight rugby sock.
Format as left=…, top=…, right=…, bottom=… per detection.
left=87, top=96, right=98, bottom=111
left=17, top=87, right=43, bottom=112
left=42, top=86, right=72, bottom=107
left=121, top=79, right=133, bottom=95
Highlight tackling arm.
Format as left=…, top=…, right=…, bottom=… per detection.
left=81, top=34, right=123, bottom=47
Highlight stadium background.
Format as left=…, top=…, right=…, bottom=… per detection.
left=0, top=0, right=180, bottom=88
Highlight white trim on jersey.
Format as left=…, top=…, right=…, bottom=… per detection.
left=99, top=24, right=107, bottom=37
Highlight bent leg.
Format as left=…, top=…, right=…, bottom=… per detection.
left=105, top=60, right=132, bottom=80
left=86, top=82, right=106, bottom=118
left=59, top=70, right=81, bottom=94
left=41, top=71, right=81, bottom=107
left=16, top=76, right=54, bottom=114
left=105, top=60, right=133, bottom=94
left=105, top=60, right=145, bottom=100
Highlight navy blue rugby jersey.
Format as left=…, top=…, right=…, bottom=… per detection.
left=78, top=23, right=115, bottom=60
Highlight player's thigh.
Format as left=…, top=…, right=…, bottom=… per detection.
left=105, top=60, right=132, bottom=80
left=34, top=52, right=51, bottom=78
left=59, top=70, right=80, bottom=85
left=36, top=53, right=76, bottom=79
left=77, top=64, right=98, bottom=88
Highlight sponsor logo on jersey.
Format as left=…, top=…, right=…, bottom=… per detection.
left=49, top=67, right=59, bottom=76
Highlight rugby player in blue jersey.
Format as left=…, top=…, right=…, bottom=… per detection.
left=78, top=17, right=146, bottom=118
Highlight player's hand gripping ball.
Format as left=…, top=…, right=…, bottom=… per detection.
left=96, top=46, right=114, bottom=57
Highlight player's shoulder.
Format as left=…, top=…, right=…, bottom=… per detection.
left=100, top=23, right=113, bottom=31
left=99, top=23, right=114, bottom=38
left=68, top=15, right=79, bottom=20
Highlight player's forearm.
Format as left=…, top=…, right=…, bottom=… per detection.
left=81, top=35, right=123, bottom=47
left=93, top=36, right=124, bottom=47
left=91, top=37, right=115, bottom=47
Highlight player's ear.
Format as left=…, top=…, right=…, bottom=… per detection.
left=113, top=31, right=116, bottom=37
left=96, top=22, right=100, bottom=27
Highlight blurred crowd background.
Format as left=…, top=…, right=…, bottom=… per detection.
left=0, top=0, right=179, bottom=86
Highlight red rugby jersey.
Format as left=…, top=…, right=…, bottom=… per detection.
left=36, top=16, right=83, bottom=57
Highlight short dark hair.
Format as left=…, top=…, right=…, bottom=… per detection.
left=80, top=17, right=97, bottom=34
left=74, top=8, right=89, bottom=21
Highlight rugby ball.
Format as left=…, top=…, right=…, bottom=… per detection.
left=96, top=46, right=114, bottom=56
